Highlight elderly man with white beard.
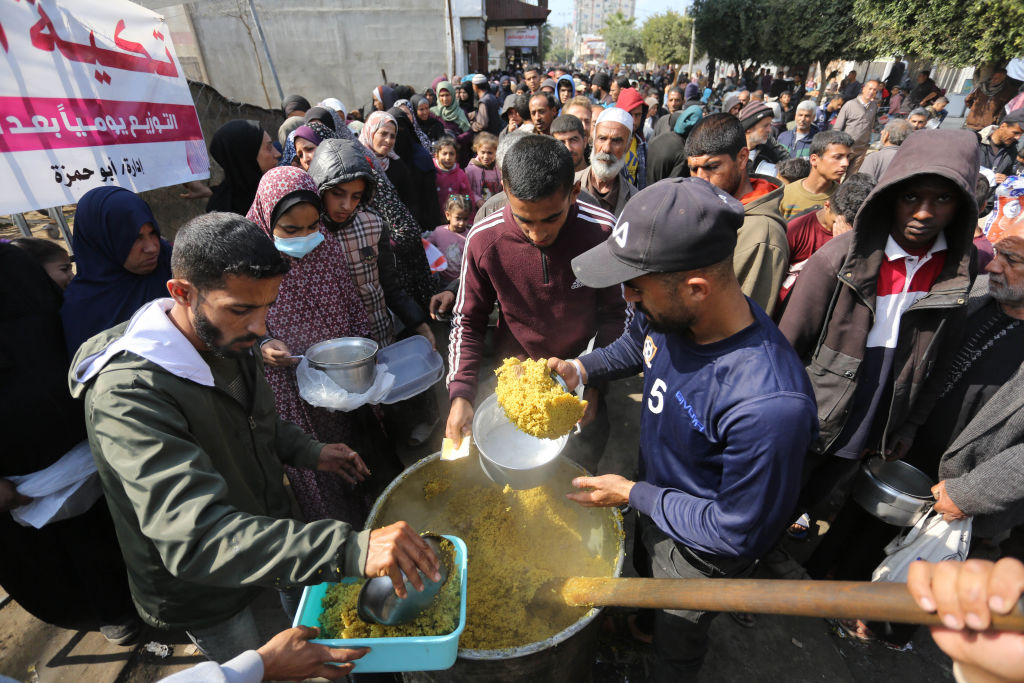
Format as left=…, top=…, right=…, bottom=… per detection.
left=574, top=108, right=639, bottom=218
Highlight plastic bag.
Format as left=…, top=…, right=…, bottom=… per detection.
left=871, top=508, right=972, bottom=584
left=8, top=440, right=103, bottom=528
left=296, top=358, right=395, bottom=411
left=982, top=175, right=1024, bottom=242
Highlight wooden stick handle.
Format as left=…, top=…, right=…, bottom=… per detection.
left=562, top=578, right=1024, bottom=631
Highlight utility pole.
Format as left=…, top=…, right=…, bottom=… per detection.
left=687, top=7, right=695, bottom=78
left=246, top=0, right=284, bottom=104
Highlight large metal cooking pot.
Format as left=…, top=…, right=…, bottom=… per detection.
left=367, top=453, right=624, bottom=683
left=853, top=457, right=934, bottom=527
left=472, top=393, right=569, bottom=490
left=305, top=337, right=378, bottom=394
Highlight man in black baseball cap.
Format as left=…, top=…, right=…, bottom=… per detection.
left=549, top=177, right=818, bottom=681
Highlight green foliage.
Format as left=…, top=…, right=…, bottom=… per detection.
left=601, top=11, right=646, bottom=65
left=692, top=0, right=765, bottom=68
left=853, top=0, right=1024, bottom=66
left=550, top=46, right=574, bottom=64
left=640, top=11, right=692, bottom=65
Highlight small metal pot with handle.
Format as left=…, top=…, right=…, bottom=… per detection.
left=852, top=457, right=934, bottom=527
left=305, top=337, right=378, bottom=394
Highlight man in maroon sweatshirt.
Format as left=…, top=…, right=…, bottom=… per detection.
left=445, top=135, right=626, bottom=471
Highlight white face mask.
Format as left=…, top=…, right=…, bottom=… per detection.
left=273, top=231, right=324, bottom=259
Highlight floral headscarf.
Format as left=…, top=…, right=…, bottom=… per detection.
left=359, top=111, right=399, bottom=170
left=430, top=81, right=471, bottom=132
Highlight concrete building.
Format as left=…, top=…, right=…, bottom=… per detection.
left=484, top=0, right=550, bottom=70
left=138, top=0, right=486, bottom=112
left=573, top=0, right=634, bottom=37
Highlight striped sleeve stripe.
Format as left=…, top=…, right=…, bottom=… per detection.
left=576, top=200, right=616, bottom=227
left=446, top=211, right=506, bottom=388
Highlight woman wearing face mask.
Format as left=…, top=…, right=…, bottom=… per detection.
left=246, top=167, right=395, bottom=525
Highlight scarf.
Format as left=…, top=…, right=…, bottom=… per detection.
left=979, top=77, right=1008, bottom=99
left=372, top=86, right=396, bottom=111
left=359, top=111, right=400, bottom=171
left=206, top=119, right=265, bottom=215
left=244, top=166, right=372, bottom=447
left=61, top=187, right=172, bottom=356
left=430, top=81, right=471, bottom=132
left=280, top=120, right=337, bottom=168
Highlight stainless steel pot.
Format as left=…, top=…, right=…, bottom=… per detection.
left=305, top=337, right=378, bottom=394
left=853, top=457, right=934, bottom=527
left=472, top=393, right=569, bottom=490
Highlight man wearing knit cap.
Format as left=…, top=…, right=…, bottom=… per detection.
left=471, top=73, right=502, bottom=135
left=738, top=100, right=789, bottom=176
left=575, top=107, right=638, bottom=217
left=615, top=87, right=648, bottom=189
left=591, top=73, right=614, bottom=105
left=548, top=177, right=817, bottom=680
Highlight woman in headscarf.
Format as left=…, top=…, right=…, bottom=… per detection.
left=430, top=81, right=471, bottom=135
left=371, top=85, right=396, bottom=112
left=390, top=107, right=444, bottom=229
left=393, top=99, right=433, bottom=152
left=280, top=120, right=335, bottom=169
left=304, top=106, right=339, bottom=132
left=1, top=243, right=138, bottom=642
left=61, top=187, right=172, bottom=356
left=324, top=105, right=438, bottom=309
left=246, top=166, right=397, bottom=525
left=454, top=82, right=475, bottom=119
left=359, top=111, right=420, bottom=222
left=207, top=119, right=281, bottom=214
left=411, top=94, right=445, bottom=142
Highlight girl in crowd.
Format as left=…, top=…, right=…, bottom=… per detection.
left=9, top=237, right=73, bottom=290
left=207, top=119, right=280, bottom=215
left=61, top=187, right=172, bottom=356
left=465, top=132, right=501, bottom=208
left=426, top=193, right=471, bottom=285
left=246, top=166, right=397, bottom=525
left=431, top=136, right=472, bottom=219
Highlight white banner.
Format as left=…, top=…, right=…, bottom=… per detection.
left=505, top=28, right=539, bottom=48
left=0, top=0, right=208, bottom=214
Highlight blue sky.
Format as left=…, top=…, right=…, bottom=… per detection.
left=545, top=0, right=686, bottom=26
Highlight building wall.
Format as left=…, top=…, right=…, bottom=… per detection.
left=145, top=0, right=471, bottom=113
left=573, top=0, right=634, bottom=37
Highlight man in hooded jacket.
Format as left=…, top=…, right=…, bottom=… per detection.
left=685, top=114, right=789, bottom=317
left=778, top=129, right=979, bottom=547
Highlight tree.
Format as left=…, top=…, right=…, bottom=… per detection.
left=853, top=0, right=1024, bottom=67
left=759, top=0, right=873, bottom=80
left=640, top=11, right=691, bottom=65
left=601, top=12, right=645, bottom=65
left=692, top=0, right=766, bottom=75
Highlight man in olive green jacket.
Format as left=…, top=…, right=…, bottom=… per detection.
left=69, top=213, right=437, bottom=663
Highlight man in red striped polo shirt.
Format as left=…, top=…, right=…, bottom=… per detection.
left=776, top=130, right=980, bottom=581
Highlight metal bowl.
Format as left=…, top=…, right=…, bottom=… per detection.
left=472, top=393, right=569, bottom=490
left=305, top=337, right=378, bottom=394
left=852, top=457, right=934, bottom=527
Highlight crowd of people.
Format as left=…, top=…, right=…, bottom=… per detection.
left=2, top=58, right=1024, bottom=683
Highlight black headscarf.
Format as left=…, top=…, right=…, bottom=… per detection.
left=282, top=94, right=311, bottom=117
left=207, top=119, right=265, bottom=215
left=304, top=107, right=337, bottom=131
left=61, top=187, right=172, bottom=356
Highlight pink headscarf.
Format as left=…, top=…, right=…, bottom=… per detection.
left=359, top=111, right=399, bottom=170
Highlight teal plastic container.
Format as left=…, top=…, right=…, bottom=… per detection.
left=293, top=534, right=467, bottom=673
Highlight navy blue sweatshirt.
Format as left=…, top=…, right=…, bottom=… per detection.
left=581, top=301, right=818, bottom=559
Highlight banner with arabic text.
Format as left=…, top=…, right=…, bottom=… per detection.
left=0, top=0, right=208, bottom=214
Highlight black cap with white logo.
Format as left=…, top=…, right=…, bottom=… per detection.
left=572, top=177, right=745, bottom=289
